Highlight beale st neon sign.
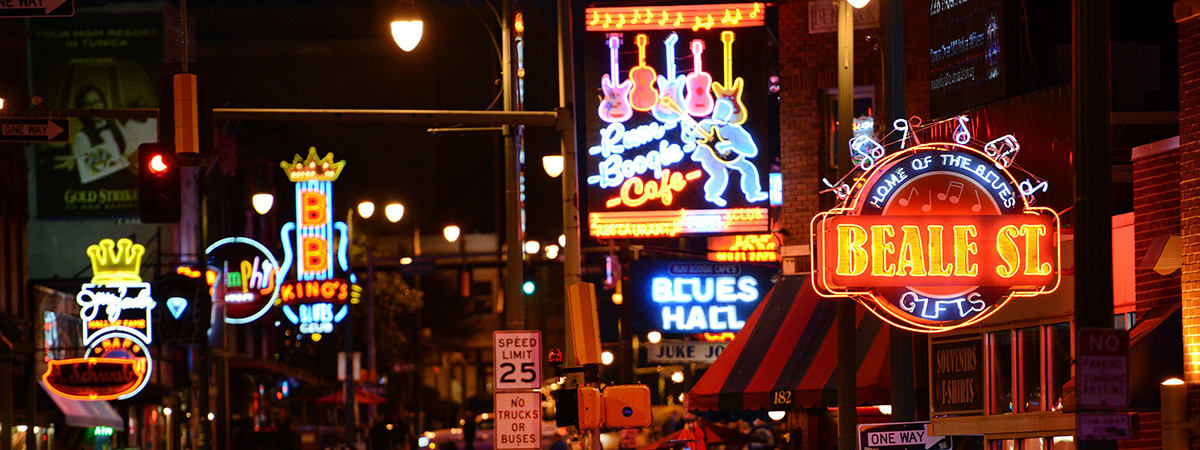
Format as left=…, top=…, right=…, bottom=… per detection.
left=811, top=117, right=1060, bottom=333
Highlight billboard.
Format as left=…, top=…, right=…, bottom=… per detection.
left=30, top=12, right=162, bottom=218
left=581, top=3, right=772, bottom=238
left=929, top=0, right=1006, bottom=118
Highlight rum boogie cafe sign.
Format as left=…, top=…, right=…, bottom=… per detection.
left=811, top=117, right=1060, bottom=333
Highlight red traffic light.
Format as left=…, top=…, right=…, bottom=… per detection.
left=148, top=154, right=169, bottom=175
left=548, top=349, right=563, bottom=364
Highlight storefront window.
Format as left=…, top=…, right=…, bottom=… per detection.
left=1018, top=327, right=1042, bottom=412
left=990, top=330, right=1013, bottom=414
left=1046, top=323, right=1071, bottom=411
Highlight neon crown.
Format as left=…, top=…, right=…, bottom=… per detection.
left=281, top=147, right=346, bottom=182
left=87, top=238, right=145, bottom=284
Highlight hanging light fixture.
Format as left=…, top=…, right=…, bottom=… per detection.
left=384, top=203, right=405, bottom=223
left=252, top=193, right=274, bottom=215
left=390, top=0, right=423, bottom=52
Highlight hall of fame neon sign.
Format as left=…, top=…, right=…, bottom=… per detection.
left=43, top=238, right=155, bottom=400
left=582, top=3, right=772, bottom=239
left=275, top=148, right=361, bottom=338
left=811, top=116, right=1060, bottom=333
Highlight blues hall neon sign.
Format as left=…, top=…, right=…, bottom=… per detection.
left=276, top=148, right=360, bottom=337
left=629, top=260, right=775, bottom=336
left=811, top=116, right=1060, bottom=333
left=583, top=6, right=772, bottom=239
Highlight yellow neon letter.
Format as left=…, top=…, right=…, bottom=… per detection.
left=871, top=225, right=897, bottom=277
left=953, top=225, right=978, bottom=277
left=835, top=224, right=868, bottom=276
left=1022, top=224, right=1053, bottom=275
left=927, top=225, right=953, bottom=276
left=995, top=225, right=1022, bottom=278
left=896, top=225, right=927, bottom=276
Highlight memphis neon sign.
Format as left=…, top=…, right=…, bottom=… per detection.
left=206, top=237, right=280, bottom=324
left=43, top=238, right=155, bottom=400
left=584, top=12, right=771, bottom=239
left=275, top=148, right=359, bottom=337
left=811, top=117, right=1060, bottom=333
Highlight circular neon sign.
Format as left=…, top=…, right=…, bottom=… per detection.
left=812, top=141, right=1060, bottom=333
left=206, top=237, right=280, bottom=324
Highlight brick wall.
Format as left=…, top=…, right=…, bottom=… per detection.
left=778, top=1, right=927, bottom=248
left=1132, top=147, right=1182, bottom=315
left=1176, top=2, right=1200, bottom=449
left=1120, top=412, right=1164, bottom=450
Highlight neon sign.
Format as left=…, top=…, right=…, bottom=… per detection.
left=583, top=7, right=771, bottom=238
left=585, top=3, right=765, bottom=31
left=206, top=237, right=280, bottom=324
left=629, top=261, right=775, bottom=336
left=811, top=117, right=1059, bottom=333
left=43, top=238, right=155, bottom=400
left=707, top=233, right=779, bottom=262
left=275, top=148, right=358, bottom=337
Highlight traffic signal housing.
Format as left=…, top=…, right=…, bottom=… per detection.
left=553, top=387, right=602, bottom=430
left=601, top=385, right=652, bottom=428
left=138, top=143, right=181, bottom=223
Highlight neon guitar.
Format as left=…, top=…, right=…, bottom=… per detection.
left=711, top=31, right=747, bottom=125
left=650, top=32, right=687, bottom=123
left=683, top=39, right=714, bottom=117
left=628, top=34, right=658, bottom=111
left=598, top=34, right=633, bottom=123
left=657, top=96, right=744, bottom=164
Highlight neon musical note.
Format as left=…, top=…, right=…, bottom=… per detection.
left=617, top=13, right=626, bottom=28
left=722, top=9, right=734, bottom=24
left=704, top=14, right=715, bottom=29
left=674, top=12, right=684, bottom=27
left=645, top=9, right=654, bottom=23
left=953, top=116, right=971, bottom=144
left=1019, top=179, right=1049, bottom=197
left=849, top=135, right=886, bottom=170
left=896, top=188, right=918, bottom=206
left=629, top=34, right=659, bottom=111
left=893, top=118, right=913, bottom=149
left=937, top=181, right=964, bottom=203
left=822, top=178, right=851, bottom=200
left=971, top=190, right=983, bottom=212
left=598, top=34, right=633, bottom=123
left=659, top=11, right=669, bottom=25
left=651, top=33, right=688, bottom=123
left=590, top=11, right=600, bottom=27
left=692, top=15, right=702, bottom=31
left=712, top=31, right=747, bottom=124
left=751, top=2, right=762, bottom=18
left=632, top=10, right=640, bottom=23
left=683, top=40, right=714, bottom=117
left=603, top=13, right=612, bottom=28
left=984, top=134, right=1020, bottom=168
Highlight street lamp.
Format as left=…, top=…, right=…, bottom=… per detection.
left=358, top=201, right=376, bottom=219
left=389, top=1, right=423, bottom=52
left=252, top=193, right=274, bottom=215
left=542, top=155, right=564, bottom=178
left=443, top=225, right=461, bottom=243
left=385, top=203, right=405, bottom=223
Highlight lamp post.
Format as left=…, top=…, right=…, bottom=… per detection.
left=837, top=1, right=867, bottom=449
left=353, top=200, right=405, bottom=427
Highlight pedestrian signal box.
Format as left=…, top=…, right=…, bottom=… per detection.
left=602, top=385, right=652, bottom=429
left=553, top=387, right=602, bottom=430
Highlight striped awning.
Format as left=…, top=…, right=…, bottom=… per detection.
left=688, top=276, right=890, bottom=411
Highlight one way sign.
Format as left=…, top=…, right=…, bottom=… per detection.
left=858, top=422, right=949, bottom=450
left=0, top=118, right=69, bottom=143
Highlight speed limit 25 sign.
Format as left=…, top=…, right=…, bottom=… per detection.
left=494, top=330, right=542, bottom=390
